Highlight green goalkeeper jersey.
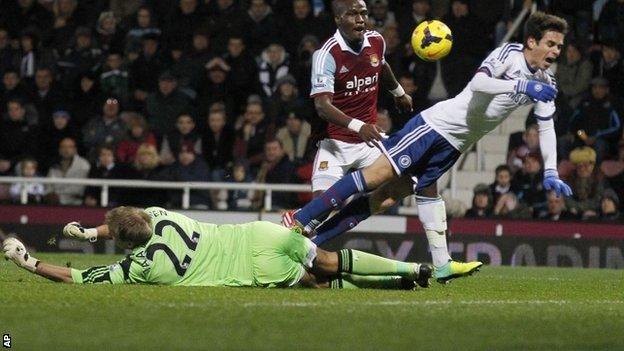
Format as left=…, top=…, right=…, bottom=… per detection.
left=71, top=207, right=256, bottom=286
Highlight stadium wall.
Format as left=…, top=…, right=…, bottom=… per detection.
left=0, top=205, right=622, bottom=269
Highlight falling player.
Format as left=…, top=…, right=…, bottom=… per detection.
left=3, top=206, right=432, bottom=290
left=286, top=12, right=573, bottom=283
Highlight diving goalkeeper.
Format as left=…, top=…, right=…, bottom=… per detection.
left=3, top=206, right=432, bottom=290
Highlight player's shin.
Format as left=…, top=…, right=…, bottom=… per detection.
left=416, top=196, right=452, bottom=268
left=337, top=249, right=418, bottom=279
left=312, top=195, right=372, bottom=245
left=295, top=170, right=368, bottom=230
left=329, top=274, right=415, bottom=290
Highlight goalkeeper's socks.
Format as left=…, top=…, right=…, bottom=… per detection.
left=329, top=274, right=413, bottom=290
left=294, top=170, right=367, bottom=230
left=312, top=195, right=372, bottom=245
left=337, top=249, right=417, bottom=279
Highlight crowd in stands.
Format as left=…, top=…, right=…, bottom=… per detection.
left=0, top=0, right=623, bottom=221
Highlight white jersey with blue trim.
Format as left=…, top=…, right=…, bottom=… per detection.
left=421, top=43, right=556, bottom=152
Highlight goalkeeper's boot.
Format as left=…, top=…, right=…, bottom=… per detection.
left=415, top=263, right=433, bottom=288
left=434, top=260, right=483, bottom=284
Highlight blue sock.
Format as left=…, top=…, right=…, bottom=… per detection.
left=295, top=170, right=367, bottom=227
left=312, top=195, right=372, bottom=245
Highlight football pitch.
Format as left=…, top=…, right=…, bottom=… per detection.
left=1, top=254, right=623, bottom=350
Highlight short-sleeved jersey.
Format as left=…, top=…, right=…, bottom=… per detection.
left=421, top=43, right=556, bottom=152
left=71, top=207, right=256, bottom=286
left=310, top=30, right=386, bottom=143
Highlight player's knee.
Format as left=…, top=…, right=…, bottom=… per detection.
left=361, top=165, right=394, bottom=189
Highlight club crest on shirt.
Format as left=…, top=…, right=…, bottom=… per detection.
left=318, top=161, right=329, bottom=171
left=399, top=155, right=412, bottom=168
left=370, top=54, right=379, bottom=67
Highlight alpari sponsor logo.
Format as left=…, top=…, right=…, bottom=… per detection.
left=345, top=73, right=379, bottom=96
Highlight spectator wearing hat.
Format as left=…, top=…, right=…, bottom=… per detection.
left=268, top=74, right=304, bottom=127
left=257, top=43, right=290, bottom=101
left=0, top=98, right=40, bottom=175
left=40, top=109, right=82, bottom=173
left=555, top=42, right=593, bottom=111
left=538, top=190, right=577, bottom=221
left=129, top=32, right=166, bottom=108
left=243, top=0, right=279, bottom=58
left=464, top=183, right=493, bottom=218
left=276, top=111, right=311, bottom=163
left=565, top=146, right=605, bottom=220
left=145, top=71, right=192, bottom=138
left=82, top=96, right=125, bottom=162
left=599, top=188, right=621, bottom=221
left=512, top=151, right=546, bottom=214
left=563, top=76, right=621, bottom=164
left=100, top=51, right=129, bottom=104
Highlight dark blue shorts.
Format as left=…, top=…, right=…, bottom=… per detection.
left=380, top=114, right=461, bottom=192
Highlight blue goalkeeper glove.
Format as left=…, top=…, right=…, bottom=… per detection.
left=516, top=80, right=557, bottom=102
left=543, top=169, right=573, bottom=197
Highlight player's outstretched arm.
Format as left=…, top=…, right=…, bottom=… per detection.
left=63, top=222, right=112, bottom=241
left=536, top=116, right=573, bottom=197
left=3, top=237, right=72, bottom=283
left=314, top=94, right=384, bottom=146
left=381, top=62, right=412, bottom=113
left=471, top=72, right=557, bottom=102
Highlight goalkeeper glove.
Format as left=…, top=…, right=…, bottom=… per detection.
left=515, top=80, right=557, bottom=102
left=63, top=222, right=98, bottom=242
left=543, top=169, right=573, bottom=197
left=3, top=237, right=39, bottom=272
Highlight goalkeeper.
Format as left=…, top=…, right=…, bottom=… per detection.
left=3, top=206, right=432, bottom=290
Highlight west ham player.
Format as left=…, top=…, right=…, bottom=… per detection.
left=288, top=12, right=572, bottom=283
left=3, top=206, right=433, bottom=289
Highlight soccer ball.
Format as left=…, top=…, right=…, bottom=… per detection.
left=411, top=20, right=453, bottom=62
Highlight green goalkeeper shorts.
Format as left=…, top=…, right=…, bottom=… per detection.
left=248, top=221, right=317, bottom=288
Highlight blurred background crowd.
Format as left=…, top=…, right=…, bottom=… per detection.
left=0, top=0, right=623, bottom=221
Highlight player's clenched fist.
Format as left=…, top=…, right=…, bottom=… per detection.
left=358, top=124, right=385, bottom=147
left=63, top=222, right=98, bottom=242
left=3, top=237, right=39, bottom=272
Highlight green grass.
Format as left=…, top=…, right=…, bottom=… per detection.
left=1, top=254, right=624, bottom=351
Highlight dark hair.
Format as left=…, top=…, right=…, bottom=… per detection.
left=495, top=164, right=511, bottom=176
left=523, top=11, right=568, bottom=46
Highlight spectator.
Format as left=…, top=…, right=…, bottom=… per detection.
left=56, top=27, right=102, bottom=92
left=512, top=152, right=546, bottom=213
left=492, top=192, right=531, bottom=219
left=599, top=188, right=621, bottom=221
left=159, top=113, right=202, bottom=165
left=376, top=109, right=394, bottom=134
left=279, top=0, right=322, bottom=57
left=95, top=11, right=125, bottom=53
left=185, top=30, right=215, bottom=92
left=100, top=51, right=129, bottom=103
left=563, top=77, right=621, bottom=163
left=227, top=160, right=255, bottom=211
left=116, top=113, right=157, bottom=164
left=464, top=183, right=493, bottom=218
left=556, top=42, right=593, bottom=110
left=145, top=72, right=192, bottom=138
left=3, top=1, right=53, bottom=39
left=601, top=141, right=624, bottom=196
left=489, top=164, right=516, bottom=205
left=223, top=35, right=258, bottom=116
left=0, top=99, right=40, bottom=175
left=206, top=0, right=246, bottom=54
left=276, top=111, right=311, bottom=163
left=369, top=0, right=397, bottom=33
left=9, top=158, right=45, bottom=204
left=40, top=109, right=82, bottom=173
left=202, top=109, right=235, bottom=181
left=46, top=137, right=91, bottom=205
left=234, top=100, right=275, bottom=173
left=0, top=28, right=19, bottom=72
left=508, top=124, right=540, bottom=173
left=258, top=43, right=290, bottom=100
left=292, top=35, right=319, bottom=98
left=197, top=58, right=233, bottom=119
left=565, top=146, right=605, bottom=220
left=129, top=33, right=166, bottom=108
left=537, top=190, right=577, bottom=221
left=244, top=0, right=279, bottom=57
left=70, top=72, right=101, bottom=127
left=597, top=0, right=624, bottom=54
left=110, top=0, right=142, bottom=23
left=82, top=96, right=125, bottom=161
left=255, top=139, right=297, bottom=210
left=1, top=69, right=30, bottom=113
left=398, top=0, right=432, bottom=44
left=594, top=43, right=624, bottom=99
left=18, top=31, right=55, bottom=81
left=29, top=66, right=64, bottom=126
left=164, top=146, right=211, bottom=209
left=162, top=0, right=207, bottom=49
left=125, top=6, right=162, bottom=54
left=49, top=0, right=80, bottom=53
left=127, top=143, right=167, bottom=207
left=268, top=74, right=304, bottom=126
left=84, top=144, right=132, bottom=207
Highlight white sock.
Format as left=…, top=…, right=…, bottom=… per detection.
left=417, top=196, right=452, bottom=267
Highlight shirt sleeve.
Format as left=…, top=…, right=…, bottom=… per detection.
left=71, top=255, right=147, bottom=284
left=476, top=44, right=518, bottom=78
left=535, top=72, right=556, bottom=117
left=310, top=49, right=336, bottom=97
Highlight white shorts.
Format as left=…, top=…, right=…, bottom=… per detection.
left=311, top=138, right=382, bottom=192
